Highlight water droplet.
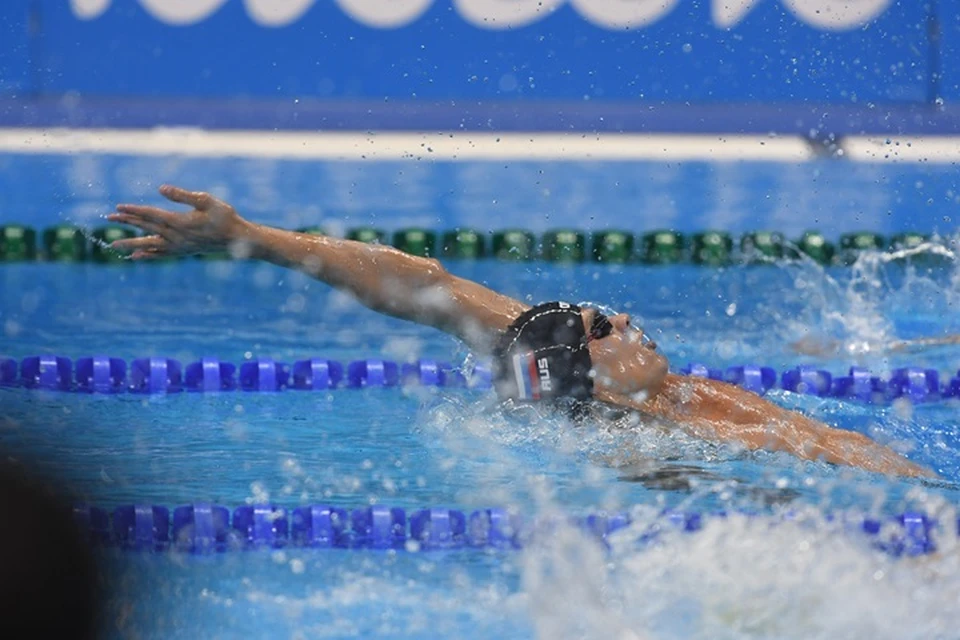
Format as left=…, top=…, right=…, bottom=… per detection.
left=4, top=320, right=21, bottom=337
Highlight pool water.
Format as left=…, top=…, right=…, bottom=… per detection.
left=2, top=252, right=959, bottom=639
left=2, top=148, right=960, bottom=639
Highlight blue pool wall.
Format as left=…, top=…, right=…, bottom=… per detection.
left=1, top=1, right=958, bottom=235
left=0, top=0, right=959, bottom=134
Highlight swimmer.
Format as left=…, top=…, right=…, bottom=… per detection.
left=107, top=185, right=936, bottom=479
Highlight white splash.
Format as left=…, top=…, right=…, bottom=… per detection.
left=522, top=511, right=960, bottom=639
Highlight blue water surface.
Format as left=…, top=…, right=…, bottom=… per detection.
left=1, top=155, right=960, bottom=639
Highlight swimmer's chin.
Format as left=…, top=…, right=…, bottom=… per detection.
left=593, top=386, right=653, bottom=410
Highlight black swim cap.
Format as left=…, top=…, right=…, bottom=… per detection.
left=491, top=302, right=594, bottom=404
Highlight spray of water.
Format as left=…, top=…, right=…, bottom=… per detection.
left=521, top=507, right=960, bottom=640
left=777, top=237, right=959, bottom=363
left=420, top=319, right=960, bottom=639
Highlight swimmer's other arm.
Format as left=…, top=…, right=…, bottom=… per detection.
left=108, top=185, right=528, bottom=352
left=635, top=374, right=935, bottom=478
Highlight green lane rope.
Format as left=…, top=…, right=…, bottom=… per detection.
left=839, top=232, right=885, bottom=265
left=492, top=229, right=536, bottom=261
left=393, top=228, right=437, bottom=258
left=740, top=231, right=785, bottom=261
left=592, top=230, right=633, bottom=264
left=442, top=229, right=486, bottom=259
left=346, top=227, right=387, bottom=245
left=542, top=230, right=587, bottom=263
left=42, top=226, right=87, bottom=262
left=641, top=230, right=685, bottom=264
left=0, top=225, right=37, bottom=261
left=691, top=231, right=733, bottom=266
left=0, top=224, right=944, bottom=266
left=91, top=227, right=136, bottom=263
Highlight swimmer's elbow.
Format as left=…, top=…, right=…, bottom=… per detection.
left=426, top=257, right=449, bottom=280
left=415, top=257, right=449, bottom=288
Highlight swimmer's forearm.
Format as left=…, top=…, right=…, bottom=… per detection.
left=705, top=410, right=932, bottom=478
left=239, top=221, right=527, bottom=349
left=736, top=409, right=934, bottom=478
left=735, top=413, right=934, bottom=478
left=646, top=376, right=935, bottom=478
left=798, top=428, right=935, bottom=478
left=240, top=221, right=450, bottom=320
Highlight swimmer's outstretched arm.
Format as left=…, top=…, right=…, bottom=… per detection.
left=108, top=185, right=528, bottom=352
left=634, top=374, right=935, bottom=478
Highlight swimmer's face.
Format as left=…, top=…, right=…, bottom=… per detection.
left=581, top=307, right=669, bottom=400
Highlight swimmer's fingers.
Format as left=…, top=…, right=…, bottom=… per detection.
left=108, top=235, right=168, bottom=254
left=159, top=184, right=214, bottom=210
left=108, top=206, right=182, bottom=239
left=106, top=214, right=170, bottom=240
left=130, top=248, right=170, bottom=260
left=112, top=203, right=179, bottom=226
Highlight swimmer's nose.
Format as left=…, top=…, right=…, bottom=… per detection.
left=611, top=313, right=631, bottom=332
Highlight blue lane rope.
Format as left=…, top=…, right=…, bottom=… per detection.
left=2, top=355, right=958, bottom=403
left=73, top=503, right=944, bottom=557
left=1, top=356, right=491, bottom=393
left=680, top=363, right=959, bottom=404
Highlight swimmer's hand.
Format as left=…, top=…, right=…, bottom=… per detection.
left=108, top=185, right=250, bottom=259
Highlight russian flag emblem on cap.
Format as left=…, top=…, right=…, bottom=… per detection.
left=510, top=352, right=541, bottom=400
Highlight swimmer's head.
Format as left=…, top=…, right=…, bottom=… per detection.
left=578, top=301, right=668, bottom=401
left=491, top=301, right=667, bottom=410
left=492, top=302, right=594, bottom=405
